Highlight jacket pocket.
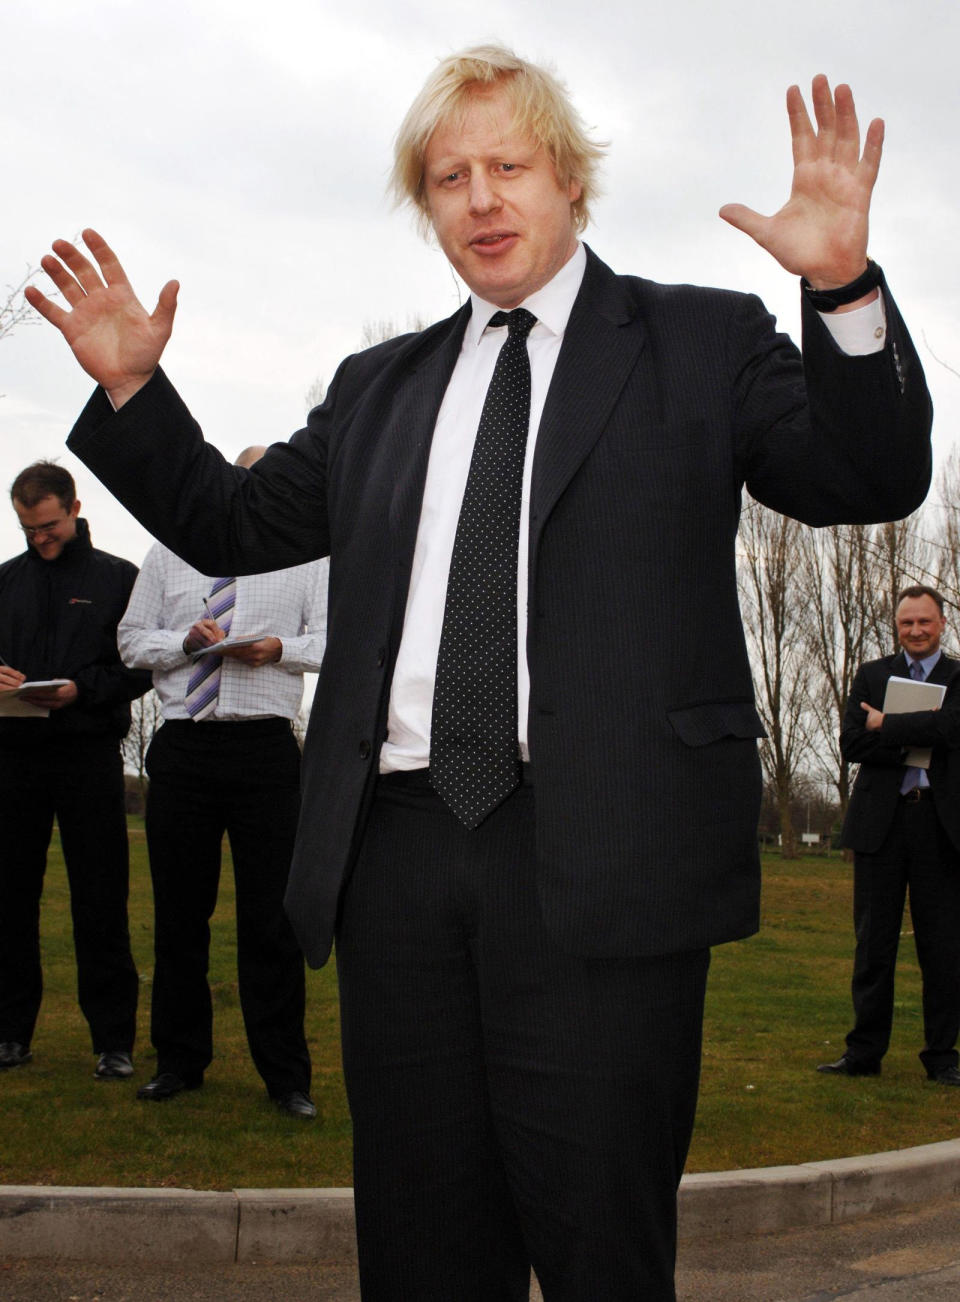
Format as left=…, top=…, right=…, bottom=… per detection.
left=667, top=700, right=766, bottom=747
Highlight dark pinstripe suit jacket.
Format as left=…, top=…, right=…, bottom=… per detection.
left=841, top=650, right=960, bottom=854
left=68, top=247, right=933, bottom=967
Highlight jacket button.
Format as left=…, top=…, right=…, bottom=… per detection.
left=376, top=646, right=386, bottom=667
left=359, top=740, right=372, bottom=760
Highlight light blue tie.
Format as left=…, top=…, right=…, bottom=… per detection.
left=900, top=659, right=927, bottom=794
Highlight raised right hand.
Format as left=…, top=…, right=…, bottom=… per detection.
left=25, top=228, right=179, bottom=410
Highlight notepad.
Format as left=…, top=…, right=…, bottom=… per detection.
left=0, top=680, right=72, bottom=718
left=882, top=675, right=947, bottom=770
left=188, top=635, right=265, bottom=660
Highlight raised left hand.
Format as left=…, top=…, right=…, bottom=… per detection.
left=719, top=76, right=883, bottom=291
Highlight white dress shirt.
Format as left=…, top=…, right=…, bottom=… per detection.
left=119, top=542, right=328, bottom=722
left=379, top=243, right=887, bottom=773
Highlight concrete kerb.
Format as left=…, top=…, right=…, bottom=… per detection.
left=678, top=1139, right=960, bottom=1239
left=1, top=1141, right=959, bottom=1264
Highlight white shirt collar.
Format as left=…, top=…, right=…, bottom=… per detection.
left=905, top=649, right=942, bottom=677
left=465, top=242, right=587, bottom=348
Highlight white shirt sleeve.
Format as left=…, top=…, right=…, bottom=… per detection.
left=118, top=543, right=192, bottom=670
left=276, top=559, right=329, bottom=673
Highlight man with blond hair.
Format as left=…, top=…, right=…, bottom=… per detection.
left=29, top=44, right=931, bottom=1302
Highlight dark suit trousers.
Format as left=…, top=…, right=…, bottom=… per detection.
left=847, top=795, right=960, bottom=1073
left=336, top=771, right=710, bottom=1302
left=143, top=719, right=310, bottom=1095
left=0, top=737, right=138, bottom=1053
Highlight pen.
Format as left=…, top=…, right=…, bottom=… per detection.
left=202, top=596, right=217, bottom=625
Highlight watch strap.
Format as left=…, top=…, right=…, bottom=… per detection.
left=801, top=259, right=883, bottom=312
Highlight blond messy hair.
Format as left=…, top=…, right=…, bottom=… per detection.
left=390, top=44, right=606, bottom=237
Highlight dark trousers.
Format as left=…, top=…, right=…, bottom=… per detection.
left=0, top=737, right=138, bottom=1053
left=144, top=718, right=310, bottom=1095
left=336, top=771, right=710, bottom=1302
left=847, top=795, right=960, bottom=1073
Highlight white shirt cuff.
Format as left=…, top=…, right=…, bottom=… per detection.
left=818, top=295, right=887, bottom=356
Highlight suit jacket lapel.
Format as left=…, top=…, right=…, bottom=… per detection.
left=530, top=249, right=645, bottom=556
left=928, top=651, right=958, bottom=688
left=888, top=652, right=908, bottom=680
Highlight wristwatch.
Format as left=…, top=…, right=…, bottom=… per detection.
left=801, top=259, right=882, bottom=312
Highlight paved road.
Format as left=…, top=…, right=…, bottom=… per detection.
left=3, top=1197, right=960, bottom=1299
left=679, top=1195, right=960, bottom=1299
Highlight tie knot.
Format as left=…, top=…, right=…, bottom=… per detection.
left=910, top=660, right=925, bottom=681
left=488, top=307, right=537, bottom=340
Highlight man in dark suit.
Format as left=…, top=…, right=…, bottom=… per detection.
left=27, top=44, right=931, bottom=1302
left=819, top=586, right=960, bottom=1086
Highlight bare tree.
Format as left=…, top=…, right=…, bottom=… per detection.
left=929, top=445, right=960, bottom=621
left=799, top=524, right=874, bottom=821
left=738, top=501, right=814, bottom=857
left=2, top=265, right=42, bottom=400
left=1, top=266, right=39, bottom=346
left=306, top=316, right=430, bottom=412
left=861, top=513, right=933, bottom=655
left=305, top=375, right=327, bottom=411
left=359, top=315, right=429, bottom=348
left=292, top=702, right=311, bottom=750
left=122, top=690, right=163, bottom=795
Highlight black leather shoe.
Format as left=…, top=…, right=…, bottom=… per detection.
left=95, top=1050, right=134, bottom=1080
left=927, top=1066, right=960, bottom=1086
left=136, top=1072, right=201, bottom=1101
left=0, top=1041, right=32, bottom=1070
left=817, top=1054, right=881, bottom=1076
left=273, top=1090, right=317, bottom=1119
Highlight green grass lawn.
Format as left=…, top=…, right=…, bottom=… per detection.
left=688, top=853, right=960, bottom=1172
left=0, top=832, right=956, bottom=1190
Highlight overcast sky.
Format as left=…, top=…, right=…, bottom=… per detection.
left=4, top=0, right=958, bottom=568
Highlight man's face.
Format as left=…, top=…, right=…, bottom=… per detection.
left=13, top=494, right=80, bottom=561
left=895, top=595, right=946, bottom=660
left=423, top=86, right=581, bottom=309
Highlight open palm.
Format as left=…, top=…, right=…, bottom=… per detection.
left=25, top=229, right=179, bottom=408
left=720, top=77, right=883, bottom=290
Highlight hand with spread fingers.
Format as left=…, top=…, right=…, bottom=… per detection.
left=24, top=228, right=179, bottom=410
left=719, top=75, right=883, bottom=298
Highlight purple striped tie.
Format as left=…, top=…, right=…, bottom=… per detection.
left=184, top=577, right=236, bottom=720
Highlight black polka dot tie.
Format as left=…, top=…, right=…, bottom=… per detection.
left=430, top=307, right=536, bottom=828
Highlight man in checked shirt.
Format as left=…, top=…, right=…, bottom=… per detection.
left=118, top=446, right=328, bottom=1117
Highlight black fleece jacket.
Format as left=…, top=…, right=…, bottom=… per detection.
left=0, top=518, right=151, bottom=745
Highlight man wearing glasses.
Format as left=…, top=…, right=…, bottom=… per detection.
left=0, top=461, right=150, bottom=1079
